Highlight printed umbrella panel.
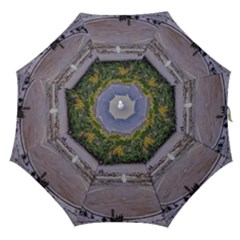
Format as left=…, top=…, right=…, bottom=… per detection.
left=11, top=12, right=231, bottom=227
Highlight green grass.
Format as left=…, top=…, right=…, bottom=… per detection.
left=66, top=58, right=175, bottom=164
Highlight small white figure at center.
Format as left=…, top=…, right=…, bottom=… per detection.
left=117, top=100, right=124, bottom=110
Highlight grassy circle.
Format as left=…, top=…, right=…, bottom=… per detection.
left=66, top=59, right=175, bottom=164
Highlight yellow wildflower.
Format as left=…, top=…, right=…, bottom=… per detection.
left=148, top=77, right=159, bottom=88
left=111, top=146, right=124, bottom=157
left=143, top=136, right=154, bottom=150
left=75, top=98, right=84, bottom=110
left=118, top=66, right=129, bottom=75
left=159, top=105, right=168, bottom=120
left=90, top=70, right=99, bottom=84
left=80, top=132, right=95, bottom=144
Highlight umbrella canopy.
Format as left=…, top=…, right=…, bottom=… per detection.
left=11, top=12, right=232, bottom=227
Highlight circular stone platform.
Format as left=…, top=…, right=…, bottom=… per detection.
left=109, top=95, right=135, bottom=119
left=95, top=83, right=148, bottom=135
